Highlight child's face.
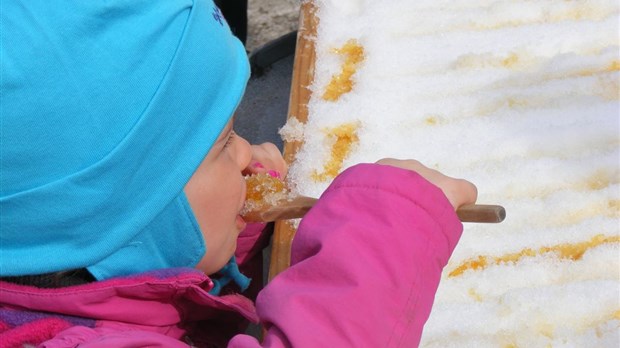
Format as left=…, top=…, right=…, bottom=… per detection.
left=184, top=119, right=252, bottom=275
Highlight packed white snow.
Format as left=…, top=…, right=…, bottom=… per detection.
left=282, top=0, right=620, bottom=346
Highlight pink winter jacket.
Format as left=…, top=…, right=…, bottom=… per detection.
left=0, top=164, right=462, bottom=347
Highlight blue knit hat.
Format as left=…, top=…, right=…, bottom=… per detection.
left=0, top=0, right=250, bottom=279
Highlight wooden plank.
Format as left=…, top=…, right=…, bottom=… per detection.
left=268, top=1, right=317, bottom=282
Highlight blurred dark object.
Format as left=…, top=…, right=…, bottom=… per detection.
left=215, top=0, right=248, bottom=44
left=249, top=30, right=297, bottom=77
left=235, top=35, right=295, bottom=151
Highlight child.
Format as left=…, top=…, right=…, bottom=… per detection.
left=0, top=1, right=477, bottom=347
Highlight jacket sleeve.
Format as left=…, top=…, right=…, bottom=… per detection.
left=229, top=163, right=463, bottom=348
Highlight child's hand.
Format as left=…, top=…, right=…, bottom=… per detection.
left=243, top=142, right=288, bottom=179
left=375, top=158, right=478, bottom=210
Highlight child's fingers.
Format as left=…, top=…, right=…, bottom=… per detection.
left=376, top=158, right=478, bottom=210
left=244, top=161, right=268, bottom=176
left=243, top=143, right=288, bottom=178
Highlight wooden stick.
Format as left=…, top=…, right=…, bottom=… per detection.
left=456, top=204, right=506, bottom=223
left=248, top=197, right=505, bottom=223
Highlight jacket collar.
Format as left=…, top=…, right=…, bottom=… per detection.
left=0, top=268, right=258, bottom=327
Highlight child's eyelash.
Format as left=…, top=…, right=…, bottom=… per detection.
left=224, top=131, right=236, bottom=147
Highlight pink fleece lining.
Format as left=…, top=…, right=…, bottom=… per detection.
left=0, top=317, right=71, bottom=348
left=0, top=320, right=10, bottom=333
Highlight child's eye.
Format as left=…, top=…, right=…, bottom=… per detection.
left=224, top=131, right=236, bottom=148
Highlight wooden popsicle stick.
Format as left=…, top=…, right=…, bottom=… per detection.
left=244, top=196, right=318, bottom=222
left=246, top=197, right=505, bottom=223
left=456, top=204, right=506, bottom=223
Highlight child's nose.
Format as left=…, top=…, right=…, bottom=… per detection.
left=235, top=135, right=252, bottom=170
